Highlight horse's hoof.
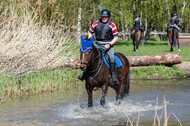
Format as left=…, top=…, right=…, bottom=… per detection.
left=100, top=98, right=106, bottom=106
left=178, top=49, right=181, bottom=52
left=116, top=100, right=121, bottom=105
left=136, top=49, right=138, bottom=52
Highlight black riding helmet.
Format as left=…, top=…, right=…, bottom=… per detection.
left=135, top=15, right=140, bottom=18
left=100, top=9, right=111, bottom=17
left=173, top=13, right=177, bottom=16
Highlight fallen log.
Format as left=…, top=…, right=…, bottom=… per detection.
left=65, top=53, right=182, bottom=68
left=127, top=54, right=182, bottom=67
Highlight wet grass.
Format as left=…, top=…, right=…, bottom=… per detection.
left=114, top=38, right=190, bottom=61
left=0, top=67, right=80, bottom=102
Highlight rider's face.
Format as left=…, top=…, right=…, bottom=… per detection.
left=101, top=16, right=109, bottom=23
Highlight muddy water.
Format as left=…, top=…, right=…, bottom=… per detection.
left=0, top=79, right=190, bottom=126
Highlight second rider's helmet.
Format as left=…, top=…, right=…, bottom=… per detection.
left=100, top=9, right=111, bottom=17
left=135, top=15, right=140, bottom=18
left=173, top=13, right=177, bottom=16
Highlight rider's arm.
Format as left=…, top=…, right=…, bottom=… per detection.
left=88, top=31, right=93, bottom=40
left=88, top=21, right=98, bottom=39
left=133, top=20, right=135, bottom=27
left=110, top=36, right=118, bottom=45
left=105, top=36, right=118, bottom=49
left=140, top=20, right=142, bottom=27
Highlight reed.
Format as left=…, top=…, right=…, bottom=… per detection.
left=122, top=96, right=182, bottom=126
left=0, top=1, right=79, bottom=102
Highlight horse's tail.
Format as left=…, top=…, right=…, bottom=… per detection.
left=172, top=28, right=176, bottom=47
left=135, top=29, right=138, bottom=42
left=124, top=70, right=130, bottom=95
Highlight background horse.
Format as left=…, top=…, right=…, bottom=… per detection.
left=80, top=37, right=130, bottom=107
left=131, top=29, right=142, bottom=52
left=167, top=19, right=182, bottom=52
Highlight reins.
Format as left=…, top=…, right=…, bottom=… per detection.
left=86, top=48, right=105, bottom=84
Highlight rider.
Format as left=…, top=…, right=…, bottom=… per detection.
left=167, top=13, right=180, bottom=36
left=78, top=9, right=119, bottom=85
left=131, top=15, right=144, bottom=37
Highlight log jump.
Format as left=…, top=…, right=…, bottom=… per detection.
left=66, top=54, right=182, bottom=68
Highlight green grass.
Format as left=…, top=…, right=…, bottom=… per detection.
left=131, top=65, right=185, bottom=79
left=0, top=67, right=80, bottom=102
left=114, top=39, right=190, bottom=61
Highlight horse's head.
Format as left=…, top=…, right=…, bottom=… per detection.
left=178, top=18, right=183, bottom=27
left=80, top=36, right=94, bottom=71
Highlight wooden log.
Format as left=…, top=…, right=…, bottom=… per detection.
left=127, top=54, right=182, bottom=67
left=65, top=54, right=182, bottom=68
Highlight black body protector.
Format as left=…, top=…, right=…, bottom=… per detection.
left=134, top=20, right=141, bottom=29
left=95, top=19, right=113, bottom=41
left=170, top=17, right=179, bottom=25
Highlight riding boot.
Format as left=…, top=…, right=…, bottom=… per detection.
left=78, top=72, right=85, bottom=81
left=110, top=62, right=118, bottom=85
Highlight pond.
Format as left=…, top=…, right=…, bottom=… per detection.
left=0, top=79, right=190, bottom=126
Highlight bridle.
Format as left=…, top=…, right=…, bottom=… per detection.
left=81, top=47, right=105, bottom=84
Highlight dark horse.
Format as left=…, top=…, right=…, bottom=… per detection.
left=167, top=19, right=182, bottom=52
left=131, top=29, right=142, bottom=52
left=80, top=36, right=130, bottom=107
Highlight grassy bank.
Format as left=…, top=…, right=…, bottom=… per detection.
left=114, top=39, right=190, bottom=61
left=0, top=67, right=79, bottom=102
left=131, top=65, right=185, bottom=80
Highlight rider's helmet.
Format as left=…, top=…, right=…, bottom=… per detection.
left=173, top=13, right=177, bottom=17
left=100, top=9, right=111, bottom=17
left=135, top=15, right=140, bottom=18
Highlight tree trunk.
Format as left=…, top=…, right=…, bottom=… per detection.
left=127, top=54, right=182, bottom=67
left=76, top=7, right=82, bottom=44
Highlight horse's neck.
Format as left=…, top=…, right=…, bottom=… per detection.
left=88, top=49, right=102, bottom=71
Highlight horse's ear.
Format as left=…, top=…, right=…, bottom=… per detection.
left=81, top=35, right=85, bottom=43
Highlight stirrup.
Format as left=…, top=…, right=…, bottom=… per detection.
left=109, top=74, right=119, bottom=86
left=78, top=75, right=84, bottom=81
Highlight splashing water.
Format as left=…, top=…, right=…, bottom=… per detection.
left=57, top=96, right=163, bottom=125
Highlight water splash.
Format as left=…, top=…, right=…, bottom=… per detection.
left=58, top=97, right=163, bottom=125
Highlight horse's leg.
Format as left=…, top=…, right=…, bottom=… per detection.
left=136, top=40, right=139, bottom=52
left=133, top=40, right=136, bottom=51
left=86, top=83, right=93, bottom=107
left=169, top=38, right=173, bottom=52
left=177, top=36, right=181, bottom=51
left=100, top=84, right=108, bottom=106
left=116, top=79, right=126, bottom=105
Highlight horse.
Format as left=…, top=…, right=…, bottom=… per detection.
left=131, top=28, right=142, bottom=52
left=167, top=19, right=182, bottom=52
left=79, top=36, right=130, bottom=107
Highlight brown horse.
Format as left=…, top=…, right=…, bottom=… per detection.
left=131, top=29, right=142, bottom=52
left=80, top=37, right=130, bottom=107
left=167, top=19, right=182, bottom=51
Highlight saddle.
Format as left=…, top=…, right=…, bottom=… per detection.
left=102, top=53, right=122, bottom=68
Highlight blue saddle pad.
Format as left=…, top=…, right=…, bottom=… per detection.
left=102, top=54, right=122, bottom=68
